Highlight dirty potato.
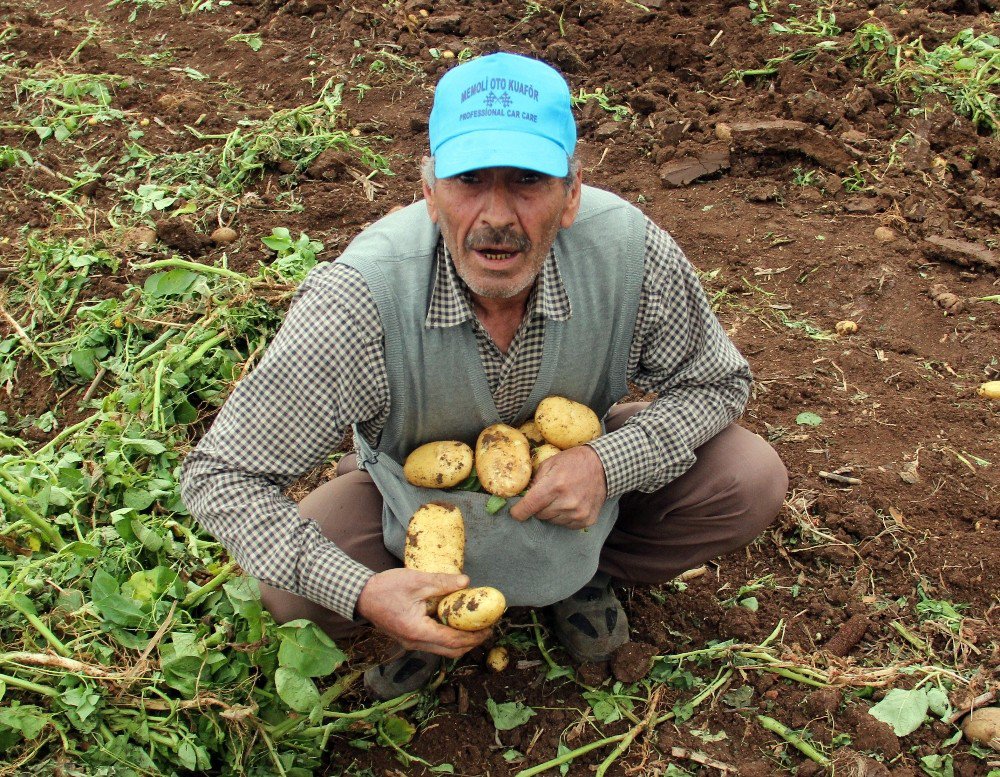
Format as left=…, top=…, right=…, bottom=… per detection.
left=404, top=502, right=465, bottom=574
left=403, top=440, right=474, bottom=488
left=476, top=424, right=532, bottom=498
left=534, top=396, right=601, bottom=450
left=437, top=586, right=507, bottom=631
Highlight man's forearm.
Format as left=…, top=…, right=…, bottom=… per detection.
left=180, top=450, right=374, bottom=620
left=590, top=372, right=751, bottom=498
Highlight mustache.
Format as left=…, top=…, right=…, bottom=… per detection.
left=465, top=226, right=531, bottom=253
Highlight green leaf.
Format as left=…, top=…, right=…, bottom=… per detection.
left=795, top=412, right=823, bottom=427
left=90, top=568, right=146, bottom=627
left=722, top=684, right=754, bottom=708
left=144, top=269, right=201, bottom=298
left=926, top=686, right=951, bottom=718
left=486, top=699, right=536, bottom=731
left=380, top=715, right=415, bottom=745
left=739, top=596, right=759, bottom=611
left=123, top=488, right=156, bottom=511
left=869, top=687, right=928, bottom=736
left=276, top=620, right=347, bottom=677
left=920, top=753, right=953, bottom=777
left=120, top=437, right=167, bottom=455
left=0, top=704, right=49, bottom=739
left=275, top=667, right=320, bottom=713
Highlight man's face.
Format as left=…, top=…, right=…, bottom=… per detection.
left=423, top=165, right=582, bottom=303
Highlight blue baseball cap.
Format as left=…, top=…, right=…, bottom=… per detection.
left=429, top=52, right=577, bottom=179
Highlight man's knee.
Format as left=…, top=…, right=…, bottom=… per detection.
left=724, top=436, right=788, bottom=540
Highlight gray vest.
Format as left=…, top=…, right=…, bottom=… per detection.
left=339, top=186, right=646, bottom=606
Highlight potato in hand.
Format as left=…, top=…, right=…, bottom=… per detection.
left=437, top=586, right=507, bottom=631
left=534, top=396, right=601, bottom=450
left=403, top=440, right=475, bottom=488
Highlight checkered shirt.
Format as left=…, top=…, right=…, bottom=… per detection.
left=180, top=217, right=752, bottom=620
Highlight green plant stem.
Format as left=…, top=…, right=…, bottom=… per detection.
left=0, top=483, right=65, bottom=549
left=9, top=598, right=71, bottom=657
left=0, top=671, right=59, bottom=697
left=529, top=610, right=569, bottom=676
left=131, top=329, right=179, bottom=368
left=35, top=412, right=100, bottom=455
left=151, top=354, right=167, bottom=432
left=181, top=561, right=239, bottom=608
left=184, top=330, right=227, bottom=367
left=757, top=714, right=831, bottom=765
left=891, top=620, right=929, bottom=652
left=130, top=257, right=249, bottom=282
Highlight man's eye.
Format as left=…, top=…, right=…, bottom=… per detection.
left=457, top=173, right=480, bottom=184
left=519, top=173, right=542, bottom=185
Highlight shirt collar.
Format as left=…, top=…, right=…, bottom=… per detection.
left=425, top=238, right=572, bottom=328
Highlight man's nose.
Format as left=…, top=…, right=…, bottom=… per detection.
left=479, top=182, right=516, bottom=228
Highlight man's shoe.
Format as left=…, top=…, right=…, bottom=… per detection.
left=550, top=572, right=629, bottom=662
left=363, top=650, right=442, bottom=699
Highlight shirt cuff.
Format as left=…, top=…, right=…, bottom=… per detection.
left=297, top=540, right=377, bottom=622
left=588, top=424, right=659, bottom=499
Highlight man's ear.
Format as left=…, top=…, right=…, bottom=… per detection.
left=559, top=167, right=584, bottom=229
left=421, top=155, right=439, bottom=223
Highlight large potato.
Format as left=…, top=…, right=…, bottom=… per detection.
left=437, top=586, right=506, bottom=631
left=534, top=396, right=601, bottom=450
left=404, top=502, right=465, bottom=575
left=962, top=707, right=1000, bottom=749
left=475, top=424, right=532, bottom=498
left=403, top=440, right=474, bottom=488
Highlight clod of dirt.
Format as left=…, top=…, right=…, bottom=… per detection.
left=210, top=226, right=238, bottom=245
left=659, top=150, right=731, bottom=188
left=845, top=705, right=901, bottom=757
left=157, top=92, right=205, bottom=114
left=305, top=149, right=353, bottom=181
left=923, top=235, right=1000, bottom=272
left=823, top=614, right=870, bottom=657
left=594, top=121, right=623, bottom=141
left=831, top=748, right=892, bottom=777
left=546, top=40, right=586, bottom=74
left=803, top=687, right=843, bottom=718
left=728, top=119, right=857, bottom=173
left=423, top=13, right=463, bottom=34
left=155, top=217, right=209, bottom=256
left=121, top=226, right=158, bottom=250
left=715, top=122, right=732, bottom=142
left=928, top=283, right=966, bottom=315
left=961, top=707, right=1000, bottom=749
left=610, top=641, right=657, bottom=684
left=874, top=226, right=897, bottom=243
left=744, top=181, right=781, bottom=202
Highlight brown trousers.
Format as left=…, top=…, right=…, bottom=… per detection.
left=260, top=403, right=788, bottom=639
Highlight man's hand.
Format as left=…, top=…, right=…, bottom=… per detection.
left=355, top=568, right=491, bottom=657
left=509, top=445, right=607, bottom=529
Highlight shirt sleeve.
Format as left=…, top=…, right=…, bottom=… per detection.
left=180, top=262, right=389, bottom=620
left=588, top=218, right=752, bottom=497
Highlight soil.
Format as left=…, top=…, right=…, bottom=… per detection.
left=1, top=0, right=998, bottom=775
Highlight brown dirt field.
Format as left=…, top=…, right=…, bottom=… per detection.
left=1, top=0, right=998, bottom=775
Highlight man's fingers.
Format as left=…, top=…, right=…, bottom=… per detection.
left=509, top=480, right=555, bottom=521
left=420, top=572, right=470, bottom=598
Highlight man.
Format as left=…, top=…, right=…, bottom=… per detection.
left=181, top=52, right=787, bottom=699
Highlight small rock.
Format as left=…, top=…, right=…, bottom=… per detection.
left=423, top=13, right=462, bottom=34
left=659, top=150, right=731, bottom=188
left=546, top=40, right=586, bottom=74
left=210, top=226, right=238, bottom=245
left=874, top=226, right=897, bottom=243
left=594, top=121, right=622, bottom=141
left=122, top=226, right=158, bottom=249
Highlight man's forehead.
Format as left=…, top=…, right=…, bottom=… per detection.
left=443, top=165, right=553, bottom=178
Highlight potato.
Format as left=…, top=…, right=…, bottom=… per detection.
left=403, top=440, right=474, bottom=488
left=531, top=443, right=560, bottom=474
left=437, top=586, right=506, bottom=631
left=518, top=420, right=545, bottom=446
left=486, top=646, right=509, bottom=673
left=534, top=396, right=601, bottom=450
left=961, top=707, right=1000, bottom=749
left=476, top=424, right=532, bottom=498
left=978, top=381, right=1000, bottom=400
left=404, top=503, right=464, bottom=575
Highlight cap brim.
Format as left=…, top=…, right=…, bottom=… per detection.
left=434, top=129, right=569, bottom=179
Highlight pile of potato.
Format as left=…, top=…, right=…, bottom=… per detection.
left=402, top=395, right=602, bottom=499
left=399, top=396, right=603, bottom=631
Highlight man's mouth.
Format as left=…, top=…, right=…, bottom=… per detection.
left=478, top=248, right=518, bottom=260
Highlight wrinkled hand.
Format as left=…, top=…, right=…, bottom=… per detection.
left=355, top=568, right=491, bottom=657
left=509, top=445, right=607, bottom=529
